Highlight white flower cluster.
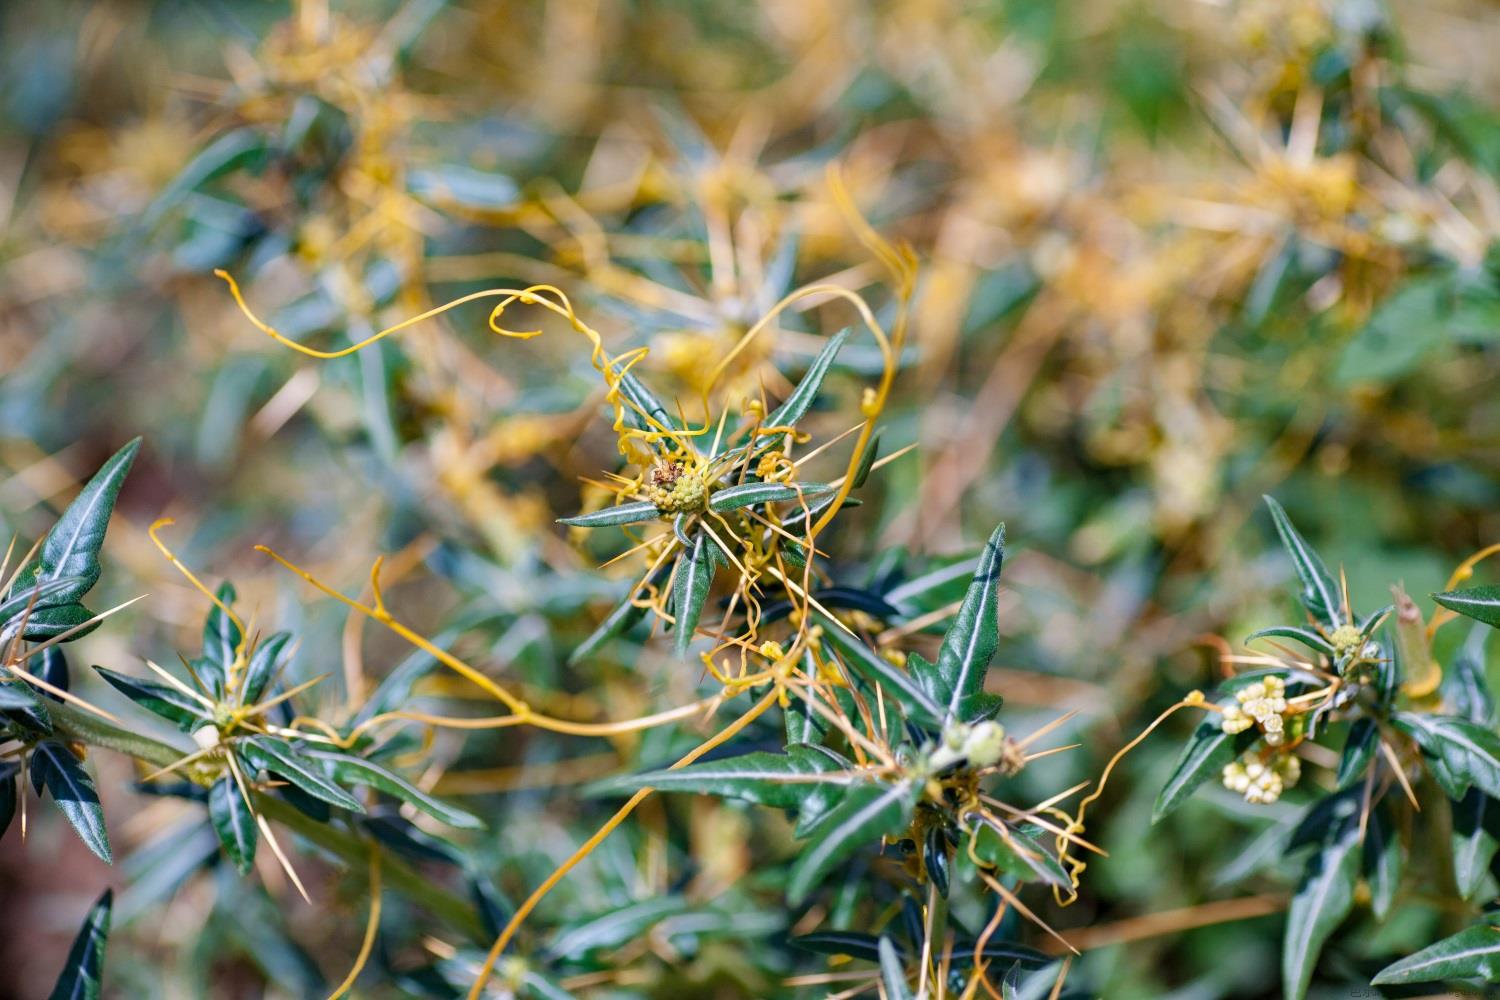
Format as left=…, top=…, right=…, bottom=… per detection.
left=1219, top=676, right=1290, bottom=746
left=1222, top=754, right=1301, bottom=804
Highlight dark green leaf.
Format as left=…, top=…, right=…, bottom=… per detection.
left=1245, top=625, right=1334, bottom=655
left=673, top=533, right=714, bottom=659
left=202, top=582, right=242, bottom=678
left=817, top=620, right=942, bottom=727
left=592, top=745, right=854, bottom=820
left=1153, top=717, right=1258, bottom=822
left=208, top=776, right=258, bottom=875
left=30, top=740, right=111, bottom=863
left=0, top=679, right=53, bottom=734
left=1452, top=789, right=1500, bottom=900
left=929, top=524, right=1005, bottom=723
left=17, top=602, right=98, bottom=643
left=792, top=931, right=894, bottom=961
left=545, top=897, right=690, bottom=960
left=36, top=646, right=70, bottom=701
left=761, top=329, right=850, bottom=433
left=46, top=888, right=111, bottom=1000
left=1447, top=625, right=1495, bottom=725
left=1371, top=923, right=1500, bottom=984
left=12, top=439, right=139, bottom=611
left=238, top=737, right=363, bottom=813
left=0, top=577, right=88, bottom=631
left=571, top=579, right=653, bottom=666
left=1434, top=584, right=1500, bottom=629
left=614, top=368, right=682, bottom=434
left=1336, top=718, right=1379, bottom=791
left=925, top=825, right=950, bottom=897
left=144, top=129, right=266, bottom=226
left=1362, top=800, right=1402, bottom=921
left=787, top=780, right=917, bottom=904
left=306, top=750, right=482, bottom=829
left=1394, top=712, right=1500, bottom=800
left=557, top=501, right=660, bottom=528
left=94, top=666, right=210, bottom=732
left=242, top=631, right=292, bottom=705
left=707, top=481, right=834, bottom=513
left=1263, top=496, right=1342, bottom=627
left=1283, top=795, right=1361, bottom=1000
left=970, top=822, right=1070, bottom=888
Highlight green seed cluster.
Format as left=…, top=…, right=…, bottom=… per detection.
left=645, top=464, right=707, bottom=514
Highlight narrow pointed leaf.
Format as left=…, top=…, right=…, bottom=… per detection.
left=208, top=775, right=258, bottom=875
left=971, top=821, right=1071, bottom=887
left=0, top=679, right=53, bottom=734
left=46, top=888, right=111, bottom=1000
left=30, top=741, right=111, bottom=863
left=591, top=746, right=854, bottom=814
left=1362, top=800, right=1402, bottom=920
left=1, top=765, right=17, bottom=839
left=17, top=602, right=98, bottom=642
left=1372, top=923, right=1500, bottom=984
left=817, top=619, right=942, bottom=726
left=558, top=501, right=660, bottom=528
left=930, top=524, right=1005, bottom=722
left=1452, top=789, right=1500, bottom=900
left=1335, top=718, right=1379, bottom=791
left=1283, top=797, right=1361, bottom=1000
left=673, top=534, right=714, bottom=658
left=1245, top=625, right=1335, bottom=655
left=615, top=367, right=682, bottom=434
left=12, top=439, right=139, bottom=609
left=1393, top=712, right=1500, bottom=800
left=762, top=329, right=850, bottom=432
left=242, top=631, right=292, bottom=705
left=0, top=577, right=88, bottom=629
left=94, top=666, right=210, bottom=731
left=571, top=586, right=650, bottom=665
left=202, top=582, right=242, bottom=674
left=1153, top=718, right=1258, bottom=822
left=1434, top=585, right=1500, bottom=629
left=707, top=481, right=834, bottom=513
left=787, top=780, right=917, bottom=904
left=239, top=737, right=363, bottom=813
left=306, top=750, right=482, bottom=829
left=1263, top=496, right=1342, bottom=626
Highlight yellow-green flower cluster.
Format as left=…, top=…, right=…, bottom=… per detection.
left=644, top=462, right=707, bottom=514
left=1222, top=754, right=1301, bottom=804
left=1220, top=675, right=1290, bottom=746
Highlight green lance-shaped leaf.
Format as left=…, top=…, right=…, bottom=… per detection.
left=760, top=328, right=851, bottom=435
left=793, top=931, right=900, bottom=962
left=208, top=775, right=258, bottom=875
left=928, top=524, right=1005, bottom=723
left=1153, top=717, right=1259, bottom=822
left=17, top=603, right=98, bottom=643
left=238, top=737, right=363, bottom=813
left=1244, top=625, right=1335, bottom=655
left=1283, top=796, right=1362, bottom=1000
left=1452, top=789, right=1500, bottom=900
left=0, top=577, right=88, bottom=631
left=545, top=896, right=691, bottom=960
left=93, top=666, right=210, bottom=732
left=1371, top=923, right=1500, bottom=985
left=0, top=679, right=53, bottom=734
left=12, top=439, right=140, bottom=612
left=614, top=365, right=683, bottom=434
left=305, top=750, right=482, bottom=829
left=30, top=740, right=111, bottom=863
left=969, top=820, right=1071, bottom=888
left=817, top=618, right=942, bottom=727
left=1335, top=718, right=1379, bottom=791
left=46, top=888, right=112, bottom=1000
left=241, top=631, right=292, bottom=705
left=787, top=780, right=917, bottom=905
left=1362, top=800, right=1402, bottom=921
left=673, top=533, right=715, bottom=659
left=591, top=745, right=855, bottom=820
left=1263, top=496, right=1342, bottom=627
left=707, top=481, right=834, bottom=513
left=879, top=936, right=915, bottom=1000
left=201, top=582, right=242, bottom=678
left=1393, top=712, right=1500, bottom=800
left=557, top=501, right=660, bottom=529
left=1434, top=584, right=1500, bottom=629
left=143, top=128, right=266, bottom=227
